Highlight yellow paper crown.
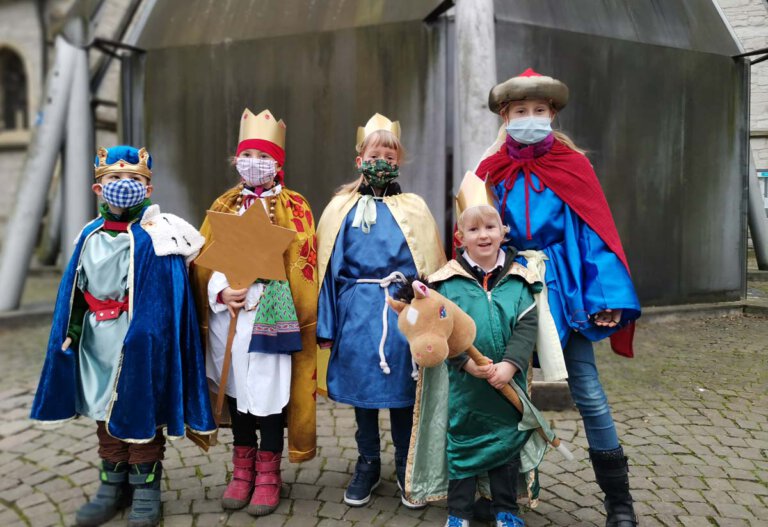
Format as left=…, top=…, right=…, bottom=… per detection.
left=356, top=113, right=401, bottom=148
left=455, top=171, right=497, bottom=218
left=238, top=109, right=286, bottom=150
left=94, top=146, right=152, bottom=180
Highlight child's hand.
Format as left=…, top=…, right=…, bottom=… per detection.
left=488, top=362, right=517, bottom=390
left=221, top=287, right=248, bottom=317
left=464, top=358, right=494, bottom=379
left=593, top=308, right=622, bottom=327
left=61, top=337, right=72, bottom=351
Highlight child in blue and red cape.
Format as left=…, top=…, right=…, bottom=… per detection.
left=30, top=146, right=215, bottom=527
left=475, top=68, right=641, bottom=527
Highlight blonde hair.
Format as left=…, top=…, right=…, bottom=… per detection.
left=455, top=205, right=510, bottom=246
left=498, top=101, right=586, bottom=155
left=335, top=130, right=406, bottom=195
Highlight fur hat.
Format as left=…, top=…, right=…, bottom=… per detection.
left=489, top=68, right=569, bottom=114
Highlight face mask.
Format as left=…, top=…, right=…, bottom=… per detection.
left=358, top=159, right=400, bottom=188
left=100, top=178, right=147, bottom=209
left=505, top=116, right=553, bottom=145
left=236, top=157, right=277, bottom=187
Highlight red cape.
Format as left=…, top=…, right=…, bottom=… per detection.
left=476, top=140, right=636, bottom=357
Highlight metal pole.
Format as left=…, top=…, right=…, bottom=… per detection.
left=62, top=43, right=95, bottom=262
left=748, top=151, right=768, bottom=270
left=455, top=0, right=497, bottom=180
left=39, top=160, right=64, bottom=266
left=0, top=35, right=76, bottom=311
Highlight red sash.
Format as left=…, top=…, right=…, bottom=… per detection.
left=84, top=291, right=129, bottom=321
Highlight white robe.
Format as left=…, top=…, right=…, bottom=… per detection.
left=204, top=186, right=292, bottom=416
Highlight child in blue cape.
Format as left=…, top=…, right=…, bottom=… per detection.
left=30, top=146, right=215, bottom=527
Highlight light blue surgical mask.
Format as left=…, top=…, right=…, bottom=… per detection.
left=505, top=116, right=553, bottom=145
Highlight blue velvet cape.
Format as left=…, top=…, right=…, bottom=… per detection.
left=495, top=171, right=641, bottom=347
left=30, top=216, right=216, bottom=441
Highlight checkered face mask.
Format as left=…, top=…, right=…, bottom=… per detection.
left=100, top=178, right=147, bottom=209
left=236, top=157, right=277, bottom=187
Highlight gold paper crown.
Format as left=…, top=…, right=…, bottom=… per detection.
left=239, top=109, right=286, bottom=149
left=356, top=113, right=401, bottom=148
left=94, top=146, right=152, bottom=180
left=455, top=171, right=497, bottom=218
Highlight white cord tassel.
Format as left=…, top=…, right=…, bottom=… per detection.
left=379, top=288, right=392, bottom=374
left=556, top=442, right=575, bottom=461
left=357, top=271, right=408, bottom=376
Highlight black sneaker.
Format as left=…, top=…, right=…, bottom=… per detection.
left=344, top=456, right=381, bottom=507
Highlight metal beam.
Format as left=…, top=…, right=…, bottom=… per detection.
left=0, top=36, right=77, bottom=310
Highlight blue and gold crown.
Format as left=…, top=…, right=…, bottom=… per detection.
left=94, top=145, right=153, bottom=180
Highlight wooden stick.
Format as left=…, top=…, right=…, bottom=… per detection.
left=465, top=345, right=561, bottom=448
left=214, top=310, right=239, bottom=422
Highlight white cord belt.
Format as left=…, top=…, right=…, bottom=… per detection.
left=356, top=271, right=418, bottom=380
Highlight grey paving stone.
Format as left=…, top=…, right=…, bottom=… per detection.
left=1, top=314, right=767, bottom=526
left=291, top=498, right=322, bottom=517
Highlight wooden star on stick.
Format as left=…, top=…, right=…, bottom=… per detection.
left=194, top=202, right=296, bottom=289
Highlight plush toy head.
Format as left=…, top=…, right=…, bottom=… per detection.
left=387, top=280, right=477, bottom=368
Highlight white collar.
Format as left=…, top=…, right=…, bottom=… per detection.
left=462, top=249, right=505, bottom=274
left=242, top=184, right=282, bottom=198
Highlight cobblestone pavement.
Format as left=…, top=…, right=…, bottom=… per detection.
left=0, top=313, right=766, bottom=527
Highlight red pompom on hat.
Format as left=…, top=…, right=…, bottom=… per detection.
left=488, top=68, right=569, bottom=114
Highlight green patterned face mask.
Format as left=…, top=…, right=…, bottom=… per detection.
left=358, top=159, right=400, bottom=188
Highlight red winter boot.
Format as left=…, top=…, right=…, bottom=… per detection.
left=221, top=446, right=256, bottom=510
left=247, top=451, right=282, bottom=516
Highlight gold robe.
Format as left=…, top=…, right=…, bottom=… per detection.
left=190, top=185, right=317, bottom=462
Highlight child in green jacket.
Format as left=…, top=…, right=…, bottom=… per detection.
left=421, top=204, right=539, bottom=527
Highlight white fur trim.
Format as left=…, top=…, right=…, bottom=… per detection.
left=140, top=205, right=205, bottom=258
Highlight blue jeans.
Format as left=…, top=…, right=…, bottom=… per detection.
left=354, top=406, right=414, bottom=460
left=564, top=333, right=620, bottom=451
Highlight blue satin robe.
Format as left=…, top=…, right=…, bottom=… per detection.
left=495, top=172, right=640, bottom=346
left=317, top=201, right=418, bottom=409
left=31, top=215, right=216, bottom=441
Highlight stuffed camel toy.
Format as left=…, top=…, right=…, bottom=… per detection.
left=387, top=279, right=573, bottom=460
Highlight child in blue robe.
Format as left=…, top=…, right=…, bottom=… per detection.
left=316, top=114, right=445, bottom=508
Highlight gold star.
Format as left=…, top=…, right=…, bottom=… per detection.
left=194, top=202, right=295, bottom=289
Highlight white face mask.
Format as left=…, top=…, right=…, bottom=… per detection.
left=505, top=116, right=553, bottom=145
left=236, top=157, right=277, bottom=187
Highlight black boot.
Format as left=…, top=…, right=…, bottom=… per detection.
left=590, top=448, right=638, bottom=527
left=75, top=460, right=129, bottom=526
left=127, top=462, right=162, bottom=527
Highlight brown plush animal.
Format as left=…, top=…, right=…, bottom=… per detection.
left=387, top=280, right=475, bottom=368
left=387, top=280, right=571, bottom=458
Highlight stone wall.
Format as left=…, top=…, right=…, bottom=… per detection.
left=716, top=0, right=768, bottom=170
left=0, top=1, right=42, bottom=242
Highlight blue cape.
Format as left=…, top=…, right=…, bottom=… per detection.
left=31, top=216, right=216, bottom=441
